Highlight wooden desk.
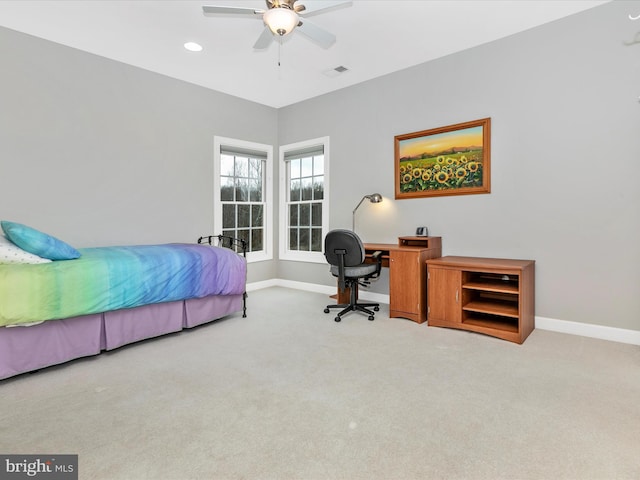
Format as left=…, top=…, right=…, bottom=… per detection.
left=337, top=237, right=442, bottom=323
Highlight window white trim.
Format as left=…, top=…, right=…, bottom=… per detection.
left=213, top=136, right=273, bottom=263
left=279, top=136, right=330, bottom=264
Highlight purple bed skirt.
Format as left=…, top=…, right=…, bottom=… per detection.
left=0, top=294, right=243, bottom=380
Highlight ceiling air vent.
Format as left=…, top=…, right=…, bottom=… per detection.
left=323, top=65, right=349, bottom=78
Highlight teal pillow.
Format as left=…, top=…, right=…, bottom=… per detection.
left=1, top=221, right=80, bottom=261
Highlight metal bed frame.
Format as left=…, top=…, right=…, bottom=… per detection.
left=197, top=234, right=247, bottom=318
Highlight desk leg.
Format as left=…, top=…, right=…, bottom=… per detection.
left=332, top=283, right=356, bottom=304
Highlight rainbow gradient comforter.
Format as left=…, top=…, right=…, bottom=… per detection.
left=0, top=243, right=246, bottom=327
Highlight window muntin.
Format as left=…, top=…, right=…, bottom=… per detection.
left=287, top=154, right=324, bottom=252
left=279, top=137, right=329, bottom=263
left=214, top=137, right=273, bottom=262
left=220, top=152, right=266, bottom=253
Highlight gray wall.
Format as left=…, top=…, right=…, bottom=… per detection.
left=0, top=26, right=279, bottom=283
left=1, top=1, right=638, bottom=331
left=278, top=1, right=640, bottom=331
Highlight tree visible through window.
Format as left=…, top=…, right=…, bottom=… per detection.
left=220, top=150, right=266, bottom=253
left=279, top=138, right=329, bottom=264
left=287, top=153, right=324, bottom=252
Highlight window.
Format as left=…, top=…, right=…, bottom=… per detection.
left=279, top=137, right=329, bottom=263
left=214, top=137, right=273, bottom=263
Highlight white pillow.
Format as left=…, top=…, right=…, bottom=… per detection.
left=0, top=235, right=52, bottom=264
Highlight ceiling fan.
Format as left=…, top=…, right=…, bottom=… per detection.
left=202, top=0, right=352, bottom=50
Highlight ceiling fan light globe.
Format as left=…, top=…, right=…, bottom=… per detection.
left=263, top=7, right=299, bottom=36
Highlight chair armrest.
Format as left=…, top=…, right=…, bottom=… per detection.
left=370, top=250, right=383, bottom=278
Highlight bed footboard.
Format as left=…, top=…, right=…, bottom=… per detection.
left=197, top=234, right=248, bottom=318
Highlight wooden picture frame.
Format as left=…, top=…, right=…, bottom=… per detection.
left=394, top=118, right=491, bottom=199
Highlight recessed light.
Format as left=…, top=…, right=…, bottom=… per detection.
left=184, top=42, right=203, bottom=52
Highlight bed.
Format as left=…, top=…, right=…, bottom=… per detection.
left=0, top=230, right=247, bottom=381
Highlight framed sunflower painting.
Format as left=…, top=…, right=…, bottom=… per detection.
left=394, top=118, right=491, bottom=199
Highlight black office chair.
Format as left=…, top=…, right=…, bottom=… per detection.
left=323, top=229, right=382, bottom=322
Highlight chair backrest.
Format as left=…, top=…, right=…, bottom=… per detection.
left=324, top=229, right=365, bottom=267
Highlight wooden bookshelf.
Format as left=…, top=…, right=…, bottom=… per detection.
left=426, top=256, right=535, bottom=344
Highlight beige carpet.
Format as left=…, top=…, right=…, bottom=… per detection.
left=1, top=287, right=639, bottom=480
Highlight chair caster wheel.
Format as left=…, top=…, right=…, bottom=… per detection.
left=334, top=317, right=341, bottom=322
left=324, top=308, right=330, bottom=314
left=374, top=306, right=380, bottom=311
left=368, top=315, right=375, bottom=321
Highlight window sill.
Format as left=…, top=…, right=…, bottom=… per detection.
left=279, top=251, right=326, bottom=264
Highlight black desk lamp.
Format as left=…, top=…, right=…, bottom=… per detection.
left=352, top=193, right=382, bottom=232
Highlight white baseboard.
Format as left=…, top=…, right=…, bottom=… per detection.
left=271, top=279, right=336, bottom=296
left=246, top=279, right=640, bottom=346
left=256, top=278, right=391, bottom=304
left=245, top=279, right=280, bottom=292
left=535, top=316, right=640, bottom=346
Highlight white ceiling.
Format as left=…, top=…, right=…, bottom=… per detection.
left=0, top=0, right=609, bottom=108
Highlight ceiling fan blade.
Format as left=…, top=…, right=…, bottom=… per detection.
left=253, top=26, right=275, bottom=50
left=296, top=19, right=336, bottom=49
left=296, top=0, right=352, bottom=17
left=202, top=5, right=265, bottom=16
